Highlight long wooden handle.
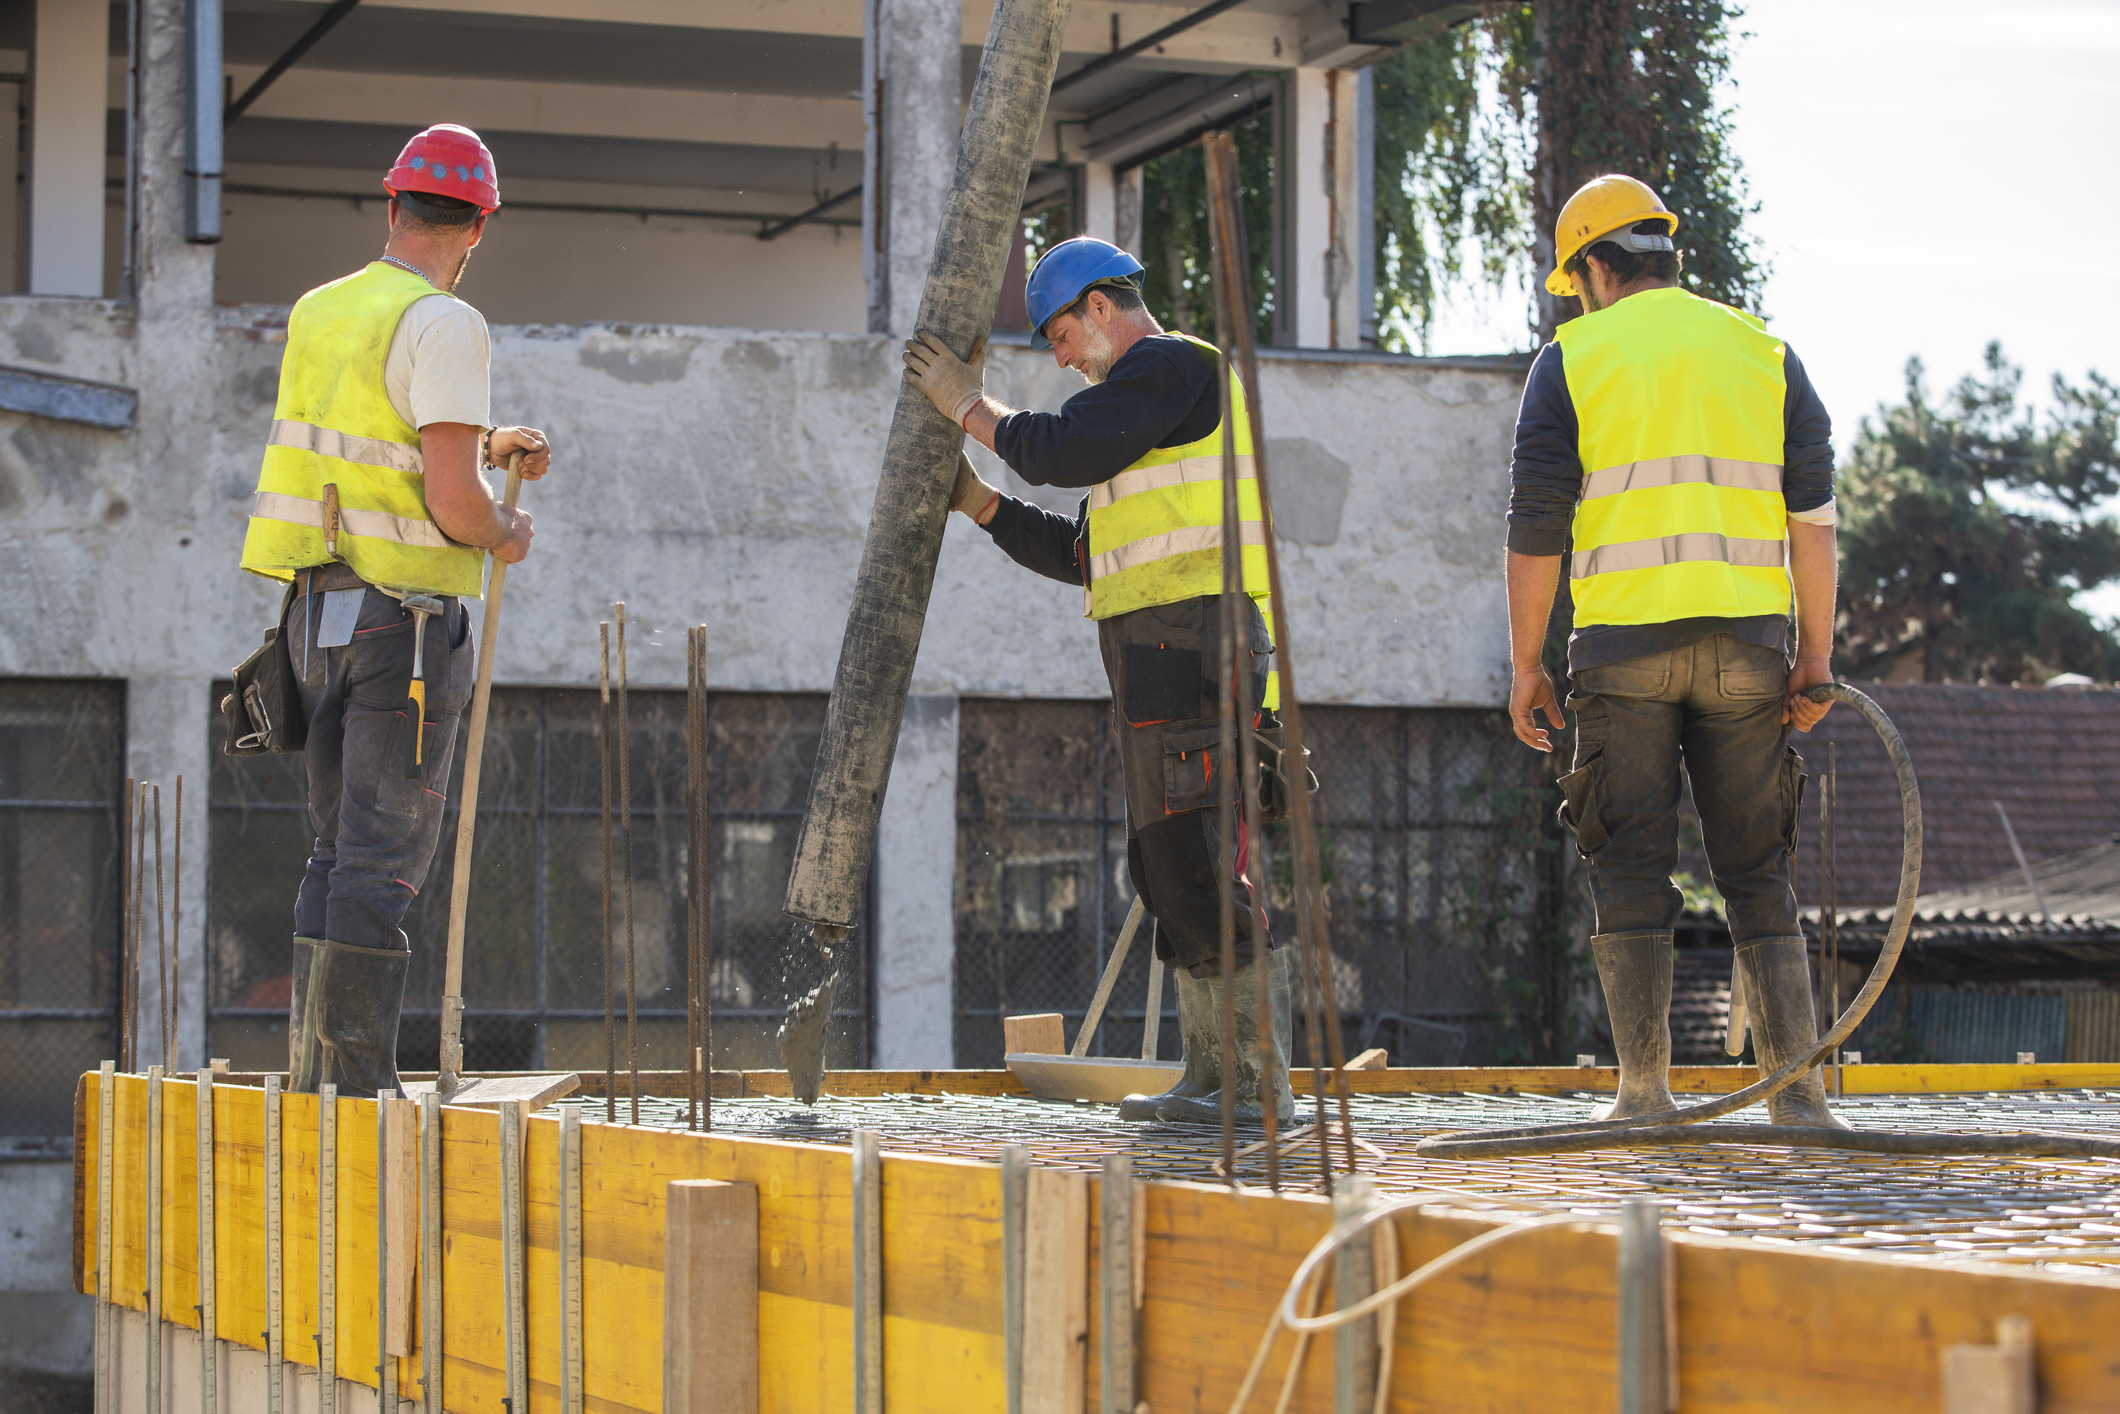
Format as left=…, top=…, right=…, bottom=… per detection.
left=439, top=453, right=525, bottom=1083
left=1071, top=895, right=1147, bottom=1058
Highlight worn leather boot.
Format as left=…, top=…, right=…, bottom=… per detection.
left=290, top=937, right=326, bottom=1093
left=1118, top=969, right=1217, bottom=1121
left=1738, top=937, right=1850, bottom=1129
left=315, top=940, right=411, bottom=1100
left=1590, top=931, right=1678, bottom=1121
left=1157, top=949, right=1296, bottom=1127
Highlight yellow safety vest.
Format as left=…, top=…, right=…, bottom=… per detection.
left=238, top=262, right=486, bottom=598
left=1084, top=334, right=1277, bottom=705
left=1558, top=287, right=1790, bottom=627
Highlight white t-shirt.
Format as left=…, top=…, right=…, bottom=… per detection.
left=383, top=293, right=492, bottom=432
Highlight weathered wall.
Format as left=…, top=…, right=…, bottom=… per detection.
left=0, top=318, right=1520, bottom=704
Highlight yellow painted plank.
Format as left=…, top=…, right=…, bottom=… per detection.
left=1836, top=1062, right=2120, bottom=1094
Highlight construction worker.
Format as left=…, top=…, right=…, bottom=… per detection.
left=238, top=125, right=552, bottom=1099
left=1506, top=175, right=1843, bottom=1126
left=902, top=237, right=1294, bottom=1126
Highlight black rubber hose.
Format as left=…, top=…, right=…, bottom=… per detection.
left=1418, top=683, right=2120, bottom=1161
left=782, top=0, right=1071, bottom=933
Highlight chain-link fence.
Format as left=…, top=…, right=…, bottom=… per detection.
left=952, top=700, right=1552, bottom=1068
left=208, top=686, right=868, bottom=1075
left=0, top=679, right=125, bottom=1137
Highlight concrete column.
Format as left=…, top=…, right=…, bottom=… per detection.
left=1078, top=160, right=1117, bottom=244
left=29, top=0, right=108, bottom=295
left=1114, top=165, right=1144, bottom=257
left=863, top=0, right=963, bottom=335
left=873, top=694, right=958, bottom=1069
left=125, top=0, right=218, bottom=1072
left=1280, top=64, right=1365, bottom=351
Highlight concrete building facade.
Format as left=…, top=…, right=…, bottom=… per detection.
left=0, top=0, right=1526, bottom=1379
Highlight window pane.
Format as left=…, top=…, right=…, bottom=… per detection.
left=0, top=678, right=124, bottom=1137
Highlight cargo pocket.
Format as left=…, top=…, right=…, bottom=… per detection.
left=1556, top=752, right=1610, bottom=857
left=1123, top=642, right=1205, bottom=726
left=1778, top=745, right=1808, bottom=856
left=1159, top=720, right=1229, bottom=815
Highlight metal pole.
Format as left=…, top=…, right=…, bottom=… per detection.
left=120, top=780, right=133, bottom=1075
left=598, top=623, right=616, bottom=1123
left=319, top=1083, right=338, bottom=1414
left=560, top=1107, right=584, bottom=1414
left=375, top=1091, right=395, bottom=1414
left=616, top=603, right=639, bottom=1125
left=419, top=1093, right=442, bottom=1414
left=94, top=1062, right=114, bottom=1414
left=501, top=1102, right=527, bottom=1414
left=1098, top=1153, right=1134, bottom=1414
left=154, top=784, right=168, bottom=1069
left=851, top=1130, right=882, bottom=1414
left=1617, top=1198, right=1673, bottom=1414
left=146, top=1065, right=163, bottom=1414
left=198, top=1066, right=218, bottom=1414
left=172, top=778, right=184, bottom=1067
left=265, top=1076, right=283, bottom=1414
left=1001, top=1145, right=1027, bottom=1414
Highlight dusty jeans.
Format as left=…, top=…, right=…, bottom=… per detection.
left=1557, top=633, right=1805, bottom=944
left=287, top=571, right=475, bottom=953
left=1098, top=593, right=1277, bottom=977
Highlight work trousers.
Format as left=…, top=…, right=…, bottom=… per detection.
left=287, top=571, right=475, bottom=954
left=1558, top=633, right=1805, bottom=943
left=1098, top=593, right=1278, bottom=977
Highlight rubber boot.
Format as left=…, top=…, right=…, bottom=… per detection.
left=315, top=940, right=411, bottom=1100
left=1117, top=969, right=1218, bottom=1121
left=1738, top=937, right=1850, bottom=1129
left=1157, top=949, right=1295, bottom=1127
left=289, top=937, right=326, bottom=1093
left=1590, top=931, right=1678, bottom=1121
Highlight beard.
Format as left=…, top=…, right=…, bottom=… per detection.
left=1075, top=321, right=1116, bottom=384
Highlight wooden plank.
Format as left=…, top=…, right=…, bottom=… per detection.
left=1004, top=1016, right=1067, bottom=1056
left=1021, top=1168, right=1087, bottom=1414
left=384, top=1096, right=419, bottom=1358
left=664, top=1180, right=760, bottom=1414
left=1836, top=1062, right=2120, bottom=1094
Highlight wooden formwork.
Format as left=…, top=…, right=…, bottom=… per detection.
left=74, top=1067, right=2120, bottom=1413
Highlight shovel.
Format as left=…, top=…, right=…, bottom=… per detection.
left=412, top=451, right=579, bottom=1112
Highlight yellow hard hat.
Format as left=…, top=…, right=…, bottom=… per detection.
left=1544, top=174, right=1678, bottom=297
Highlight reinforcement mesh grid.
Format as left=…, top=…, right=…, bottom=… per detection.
left=560, top=1087, right=2120, bottom=1275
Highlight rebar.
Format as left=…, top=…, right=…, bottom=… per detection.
left=552, top=1086, right=2120, bottom=1272
left=688, top=625, right=712, bottom=1131
left=1202, top=130, right=1355, bottom=1182
left=153, top=783, right=167, bottom=1068
left=598, top=622, right=616, bottom=1124
left=120, top=779, right=134, bottom=1073
left=130, top=781, right=146, bottom=1072
left=1827, top=742, right=1839, bottom=1095
left=172, top=777, right=183, bottom=1070
left=617, top=602, right=638, bottom=1125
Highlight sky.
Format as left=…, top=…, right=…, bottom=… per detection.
left=1426, top=0, right=2120, bottom=615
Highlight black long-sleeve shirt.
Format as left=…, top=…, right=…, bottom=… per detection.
left=979, top=334, right=1221, bottom=583
left=1506, top=336, right=1836, bottom=671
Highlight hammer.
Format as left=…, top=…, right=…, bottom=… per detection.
left=402, top=593, right=447, bottom=778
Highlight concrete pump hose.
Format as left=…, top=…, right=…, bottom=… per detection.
left=1417, top=682, right=2120, bottom=1162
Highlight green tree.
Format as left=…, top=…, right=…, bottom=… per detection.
left=1837, top=345, right=2120, bottom=684
left=1366, top=0, right=1763, bottom=350
left=1135, top=109, right=1278, bottom=346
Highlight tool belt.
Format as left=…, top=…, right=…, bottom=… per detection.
left=221, top=576, right=310, bottom=757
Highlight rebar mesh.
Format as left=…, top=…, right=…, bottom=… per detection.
left=0, top=679, right=125, bottom=1137
left=207, top=685, right=870, bottom=1074
left=564, top=1086, right=2120, bottom=1275
left=951, top=701, right=1549, bottom=1068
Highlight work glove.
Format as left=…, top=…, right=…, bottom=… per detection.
left=904, top=331, right=987, bottom=425
left=951, top=453, right=1002, bottom=525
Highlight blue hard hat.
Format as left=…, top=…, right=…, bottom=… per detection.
left=1025, top=237, right=1146, bottom=348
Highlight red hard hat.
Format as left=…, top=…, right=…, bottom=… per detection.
left=384, top=124, right=500, bottom=214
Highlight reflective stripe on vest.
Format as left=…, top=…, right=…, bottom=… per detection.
left=1082, top=334, right=1277, bottom=706
left=1557, top=288, right=1790, bottom=627
left=238, top=263, right=486, bottom=597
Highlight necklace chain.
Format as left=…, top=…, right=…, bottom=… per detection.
left=379, top=254, right=436, bottom=287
